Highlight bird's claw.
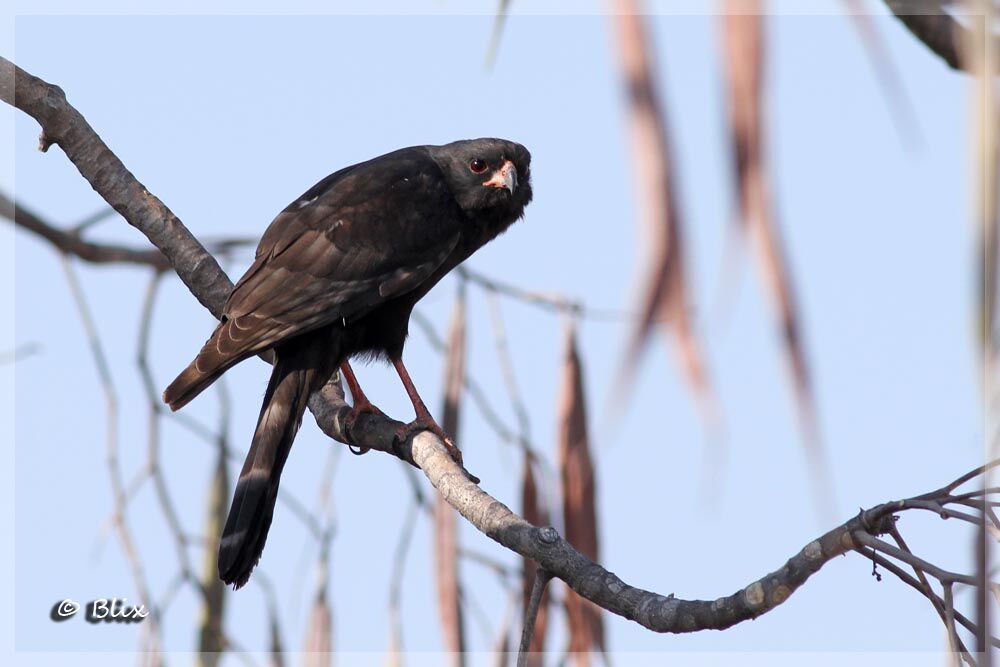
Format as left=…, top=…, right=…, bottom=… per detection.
left=344, top=401, right=386, bottom=455
left=394, top=421, right=480, bottom=484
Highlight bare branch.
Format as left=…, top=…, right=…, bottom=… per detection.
left=857, top=546, right=979, bottom=663
left=460, top=266, right=632, bottom=322
left=1, top=192, right=254, bottom=269
left=59, top=255, right=161, bottom=655
left=516, top=568, right=552, bottom=667
left=436, top=288, right=468, bottom=664
left=1, top=192, right=169, bottom=267
left=387, top=502, right=421, bottom=664
left=484, top=0, right=511, bottom=70
left=0, top=342, right=41, bottom=365
left=852, top=531, right=976, bottom=586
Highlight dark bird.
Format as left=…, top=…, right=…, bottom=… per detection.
left=163, top=138, right=531, bottom=589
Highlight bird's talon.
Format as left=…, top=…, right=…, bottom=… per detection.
left=394, top=421, right=479, bottom=483
left=344, top=401, right=383, bottom=454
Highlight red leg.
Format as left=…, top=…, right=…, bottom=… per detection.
left=341, top=362, right=384, bottom=448
left=390, top=356, right=467, bottom=468
left=341, top=361, right=382, bottom=415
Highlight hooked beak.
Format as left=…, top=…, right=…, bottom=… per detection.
left=483, top=160, right=518, bottom=194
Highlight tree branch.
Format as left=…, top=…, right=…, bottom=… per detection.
left=516, top=568, right=552, bottom=667
left=0, top=191, right=253, bottom=269
left=5, top=55, right=994, bottom=644
left=1, top=192, right=169, bottom=267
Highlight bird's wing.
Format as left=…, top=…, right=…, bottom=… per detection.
left=215, top=148, right=462, bottom=360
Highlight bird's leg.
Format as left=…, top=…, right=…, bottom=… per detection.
left=390, top=355, right=471, bottom=473
left=341, top=361, right=384, bottom=452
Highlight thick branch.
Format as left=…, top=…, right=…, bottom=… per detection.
left=415, top=428, right=903, bottom=633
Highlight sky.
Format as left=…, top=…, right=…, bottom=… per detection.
left=0, top=1, right=986, bottom=665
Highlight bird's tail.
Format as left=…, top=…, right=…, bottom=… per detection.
left=217, top=326, right=341, bottom=589
left=163, top=319, right=257, bottom=411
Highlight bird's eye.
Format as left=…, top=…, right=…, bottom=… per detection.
left=469, top=158, right=488, bottom=174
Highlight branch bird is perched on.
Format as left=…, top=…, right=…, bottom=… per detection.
left=163, top=138, right=532, bottom=588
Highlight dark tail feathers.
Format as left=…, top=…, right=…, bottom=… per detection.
left=217, top=327, right=341, bottom=589
left=163, top=322, right=251, bottom=411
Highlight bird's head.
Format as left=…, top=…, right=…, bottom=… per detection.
left=429, top=138, right=533, bottom=221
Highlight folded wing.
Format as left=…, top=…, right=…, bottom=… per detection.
left=164, top=147, right=461, bottom=409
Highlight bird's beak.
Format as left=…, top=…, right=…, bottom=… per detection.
left=483, top=160, right=517, bottom=194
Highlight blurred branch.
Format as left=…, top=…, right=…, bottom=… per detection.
left=437, top=288, right=468, bottom=665
left=387, top=499, right=421, bottom=665
left=255, top=574, right=286, bottom=667
left=516, top=568, right=552, bottom=667
left=968, top=0, right=998, bottom=661
left=59, top=254, right=162, bottom=660
left=842, top=0, right=921, bottom=147
left=1, top=192, right=172, bottom=267
left=303, top=471, right=336, bottom=666
left=492, top=590, right=518, bottom=667
left=0, top=191, right=254, bottom=268
left=411, top=308, right=534, bottom=456
left=459, top=266, right=632, bottom=322
left=484, top=0, right=511, bottom=70
left=197, top=373, right=231, bottom=664
left=0, top=342, right=41, bottom=365
left=485, top=294, right=533, bottom=450
left=519, top=451, right=550, bottom=667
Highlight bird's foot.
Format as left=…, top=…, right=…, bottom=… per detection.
left=394, top=420, right=480, bottom=484
left=344, top=399, right=386, bottom=455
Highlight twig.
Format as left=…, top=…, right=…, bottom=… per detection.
left=411, top=308, right=537, bottom=458
left=59, top=254, right=161, bottom=654
left=71, top=204, right=116, bottom=233
left=484, top=0, right=510, bottom=70
left=943, top=583, right=963, bottom=662
left=517, top=568, right=553, bottom=667
left=852, top=531, right=976, bottom=586
left=485, top=293, right=532, bottom=446
left=0, top=191, right=253, bottom=269
left=387, top=501, right=421, bottom=662
left=459, top=266, right=632, bottom=322
left=0, top=342, right=41, bottom=365
left=855, top=546, right=979, bottom=663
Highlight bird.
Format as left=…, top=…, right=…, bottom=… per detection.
left=162, top=138, right=532, bottom=589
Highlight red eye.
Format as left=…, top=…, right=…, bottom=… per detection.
left=470, top=158, right=488, bottom=174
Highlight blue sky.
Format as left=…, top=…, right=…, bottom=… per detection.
left=1, top=1, right=984, bottom=664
